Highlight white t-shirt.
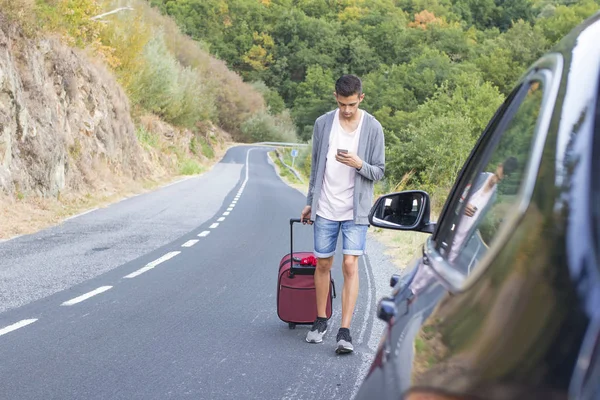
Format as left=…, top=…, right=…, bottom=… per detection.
left=317, top=109, right=364, bottom=221
left=448, top=176, right=496, bottom=263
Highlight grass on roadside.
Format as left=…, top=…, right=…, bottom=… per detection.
left=179, top=158, right=204, bottom=175
left=370, top=227, right=430, bottom=270
left=269, top=151, right=302, bottom=186
left=136, top=126, right=160, bottom=149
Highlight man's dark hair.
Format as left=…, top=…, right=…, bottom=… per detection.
left=503, top=156, right=518, bottom=176
left=335, top=75, right=362, bottom=97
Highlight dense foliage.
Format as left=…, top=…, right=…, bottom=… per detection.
left=148, top=0, right=599, bottom=196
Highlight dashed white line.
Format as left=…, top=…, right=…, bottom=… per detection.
left=227, top=208, right=233, bottom=211
left=61, top=286, right=113, bottom=306
left=124, top=266, right=153, bottom=279
left=198, top=231, right=210, bottom=237
left=223, top=212, right=230, bottom=216
left=182, top=240, right=199, bottom=247
left=123, top=251, right=181, bottom=279
left=210, top=223, right=219, bottom=229
left=0, top=319, right=38, bottom=337
left=217, top=217, right=225, bottom=222
left=146, top=251, right=181, bottom=268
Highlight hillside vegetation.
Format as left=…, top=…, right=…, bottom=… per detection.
left=149, top=0, right=599, bottom=204
left=1, top=0, right=297, bottom=144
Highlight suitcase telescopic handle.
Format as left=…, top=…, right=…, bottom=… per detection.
left=289, top=218, right=312, bottom=266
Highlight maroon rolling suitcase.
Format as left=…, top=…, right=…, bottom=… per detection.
left=277, top=218, right=335, bottom=329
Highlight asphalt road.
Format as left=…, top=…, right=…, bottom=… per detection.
left=0, top=146, right=390, bottom=400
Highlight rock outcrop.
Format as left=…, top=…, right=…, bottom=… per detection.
left=0, top=15, right=148, bottom=198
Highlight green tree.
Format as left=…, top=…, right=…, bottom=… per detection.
left=292, top=65, right=336, bottom=141
left=536, top=0, right=600, bottom=43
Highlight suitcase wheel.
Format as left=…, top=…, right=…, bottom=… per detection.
left=288, top=323, right=296, bottom=330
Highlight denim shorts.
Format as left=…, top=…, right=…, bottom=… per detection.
left=313, top=215, right=368, bottom=258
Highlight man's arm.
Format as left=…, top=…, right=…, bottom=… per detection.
left=356, top=123, right=385, bottom=182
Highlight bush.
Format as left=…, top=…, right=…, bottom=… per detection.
left=96, top=0, right=267, bottom=137
left=179, top=158, right=203, bottom=175
left=37, top=0, right=104, bottom=47
left=136, top=126, right=159, bottom=149
left=190, top=136, right=215, bottom=159
left=295, top=141, right=313, bottom=180
left=385, top=73, right=504, bottom=191
left=0, top=0, right=37, bottom=34
left=240, top=110, right=298, bottom=143
left=128, top=32, right=214, bottom=129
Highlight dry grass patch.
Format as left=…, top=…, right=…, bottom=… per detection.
left=0, top=175, right=166, bottom=239
left=370, top=228, right=431, bottom=270
left=0, top=140, right=237, bottom=240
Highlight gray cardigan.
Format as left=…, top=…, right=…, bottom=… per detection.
left=307, top=110, right=385, bottom=225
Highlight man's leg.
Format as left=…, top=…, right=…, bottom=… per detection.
left=306, top=216, right=339, bottom=344
left=315, top=257, right=333, bottom=318
left=340, top=254, right=359, bottom=328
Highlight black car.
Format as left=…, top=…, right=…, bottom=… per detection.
left=355, top=12, right=600, bottom=400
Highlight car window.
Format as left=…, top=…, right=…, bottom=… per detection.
left=438, top=80, right=544, bottom=274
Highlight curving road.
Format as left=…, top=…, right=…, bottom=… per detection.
left=0, top=146, right=383, bottom=400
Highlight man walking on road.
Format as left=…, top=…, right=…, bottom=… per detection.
left=300, top=74, right=385, bottom=354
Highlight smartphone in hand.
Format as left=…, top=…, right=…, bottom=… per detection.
left=337, top=149, right=348, bottom=155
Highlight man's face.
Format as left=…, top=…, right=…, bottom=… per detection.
left=335, top=92, right=364, bottom=120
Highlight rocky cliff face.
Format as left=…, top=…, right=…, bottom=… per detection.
left=0, top=15, right=148, bottom=198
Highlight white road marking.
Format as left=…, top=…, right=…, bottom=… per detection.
left=358, top=254, right=373, bottom=346
left=61, top=286, right=113, bottom=306
left=218, top=217, right=225, bottom=222
left=210, top=223, right=219, bottom=229
left=0, top=319, right=38, bottom=337
left=244, top=148, right=252, bottom=183
left=182, top=240, right=199, bottom=247
left=227, top=208, right=233, bottom=211
left=146, top=251, right=181, bottom=268
left=161, top=176, right=195, bottom=188
left=223, top=212, right=230, bottom=216
left=63, top=208, right=99, bottom=222
left=124, top=266, right=153, bottom=278
left=198, top=231, right=210, bottom=237
left=124, top=251, right=181, bottom=279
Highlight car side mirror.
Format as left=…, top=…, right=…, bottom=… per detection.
left=368, top=190, right=435, bottom=234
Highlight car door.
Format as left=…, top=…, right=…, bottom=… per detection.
left=399, top=54, right=563, bottom=399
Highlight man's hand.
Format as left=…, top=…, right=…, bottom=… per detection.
left=301, top=205, right=312, bottom=224
left=335, top=152, right=363, bottom=170
left=464, top=203, right=478, bottom=217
